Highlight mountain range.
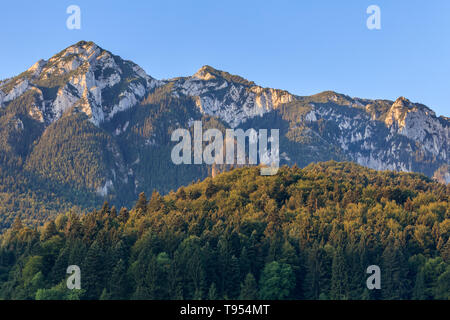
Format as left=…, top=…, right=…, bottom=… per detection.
left=0, top=40, right=448, bottom=228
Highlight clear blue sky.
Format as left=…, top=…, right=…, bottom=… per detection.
left=1, top=0, right=448, bottom=116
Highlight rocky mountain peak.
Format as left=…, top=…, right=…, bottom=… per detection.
left=1, top=41, right=159, bottom=126
left=193, top=65, right=219, bottom=81
left=0, top=41, right=448, bottom=187
left=38, top=41, right=104, bottom=78
left=27, top=59, right=47, bottom=77
left=171, top=65, right=294, bottom=127
left=391, top=96, right=413, bottom=109
left=192, top=65, right=255, bottom=87
left=385, top=96, right=437, bottom=128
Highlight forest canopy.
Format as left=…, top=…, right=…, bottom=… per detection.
left=0, top=161, right=449, bottom=300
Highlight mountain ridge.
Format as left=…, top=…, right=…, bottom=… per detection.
left=0, top=41, right=448, bottom=228
left=1, top=41, right=448, bottom=125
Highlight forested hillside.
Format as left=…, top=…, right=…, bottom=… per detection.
left=0, top=41, right=448, bottom=231
left=0, top=162, right=448, bottom=300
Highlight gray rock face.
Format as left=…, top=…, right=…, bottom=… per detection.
left=303, top=96, right=448, bottom=177
left=0, top=41, right=160, bottom=126
left=166, top=69, right=448, bottom=181
left=170, top=66, right=295, bottom=128
left=1, top=41, right=448, bottom=184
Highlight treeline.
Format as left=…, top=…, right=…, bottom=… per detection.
left=0, top=162, right=448, bottom=300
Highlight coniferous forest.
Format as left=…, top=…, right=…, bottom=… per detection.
left=0, top=162, right=448, bottom=300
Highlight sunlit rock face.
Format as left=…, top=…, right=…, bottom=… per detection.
left=1, top=41, right=448, bottom=187
left=167, top=69, right=448, bottom=181
left=0, top=41, right=160, bottom=126
left=171, top=65, right=295, bottom=128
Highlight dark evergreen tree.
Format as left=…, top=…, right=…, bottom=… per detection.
left=82, top=241, right=105, bottom=299
left=381, top=237, right=410, bottom=300
left=240, top=273, right=258, bottom=299
left=135, top=192, right=147, bottom=213
left=330, top=246, right=349, bottom=300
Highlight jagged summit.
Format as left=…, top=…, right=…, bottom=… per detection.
left=25, top=41, right=99, bottom=75
left=193, top=65, right=220, bottom=80
left=1, top=41, right=446, bottom=129
left=170, top=65, right=295, bottom=127
left=395, top=96, right=410, bottom=104
left=52, top=40, right=103, bottom=59
left=0, top=40, right=158, bottom=126
left=193, top=65, right=255, bottom=87
left=0, top=41, right=448, bottom=186
left=385, top=96, right=437, bottom=128
left=0, top=41, right=448, bottom=227
left=390, top=96, right=416, bottom=113
left=24, top=41, right=107, bottom=80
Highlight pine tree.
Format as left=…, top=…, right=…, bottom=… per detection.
left=205, top=179, right=217, bottom=199
left=304, top=242, right=330, bottom=299
left=434, top=268, right=450, bottom=300
left=240, top=273, right=258, bottom=299
left=82, top=241, right=105, bottom=299
left=50, top=247, right=69, bottom=286
left=264, top=199, right=281, bottom=237
left=412, top=268, right=426, bottom=300
left=330, top=246, right=349, bottom=300
left=227, top=255, right=241, bottom=298
left=148, top=190, right=163, bottom=212
left=118, top=207, right=129, bottom=223
left=135, top=192, right=147, bottom=213
left=381, top=237, right=410, bottom=299
left=259, top=261, right=295, bottom=300
left=239, top=246, right=251, bottom=281
left=109, top=259, right=128, bottom=299
left=41, top=221, right=58, bottom=241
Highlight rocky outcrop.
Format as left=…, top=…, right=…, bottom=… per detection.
left=171, top=66, right=295, bottom=127
left=1, top=41, right=448, bottom=184
left=0, top=41, right=160, bottom=126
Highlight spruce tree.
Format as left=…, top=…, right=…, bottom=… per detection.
left=330, top=246, right=349, bottom=300
left=240, top=273, right=258, bottom=299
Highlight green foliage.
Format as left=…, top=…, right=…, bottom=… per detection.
left=0, top=162, right=448, bottom=300
left=35, top=281, right=85, bottom=300
left=259, top=261, right=295, bottom=300
left=240, top=273, right=258, bottom=299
